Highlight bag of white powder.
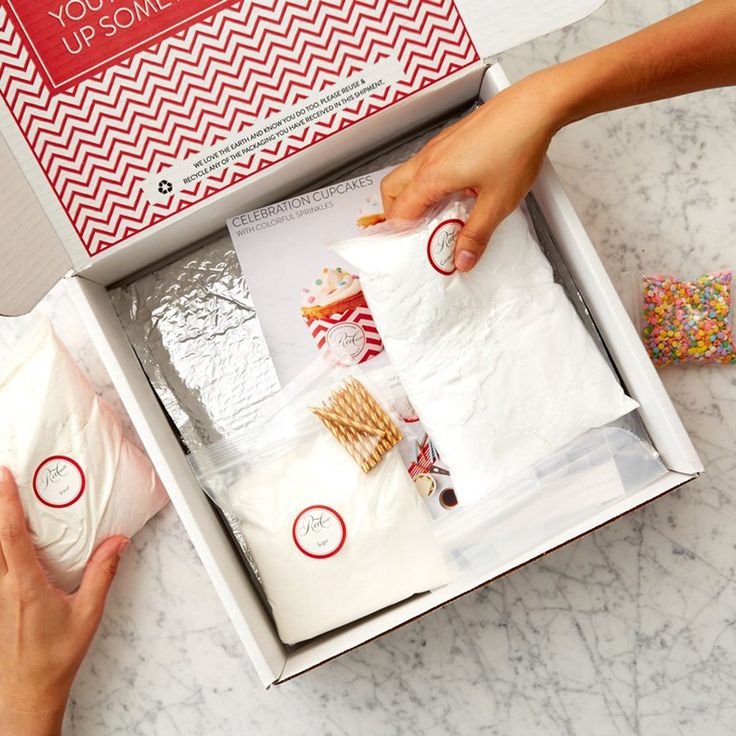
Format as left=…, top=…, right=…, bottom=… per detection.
left=190, top=363, right=449, bottom=645
left=0, top=322, right=168, bottom=591
left=332, top=197, right=638, bottom=504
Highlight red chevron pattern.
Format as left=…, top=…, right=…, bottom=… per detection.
left=0, top=1, right=478, bottom=258
left=306, top=306, right=384, bottom=364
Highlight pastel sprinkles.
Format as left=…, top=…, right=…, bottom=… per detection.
left=642, top=270, right=735, bottom=366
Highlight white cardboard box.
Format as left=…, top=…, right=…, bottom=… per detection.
left=0, top=1, right=702, bottom=687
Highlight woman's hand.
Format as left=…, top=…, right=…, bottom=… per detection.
left=0, top=466, right=129, bottom=736
left=380, top=72, right=563, bottom=272
left=381, top=0, right=736, bottom=273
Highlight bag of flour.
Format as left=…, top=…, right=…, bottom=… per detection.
left=0, top=322, right=168, bottom=590
left=332, top=196, right=638, bottom=504
left=190, top=362, right=448, bottom=645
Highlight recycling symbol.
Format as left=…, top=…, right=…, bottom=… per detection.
left=157, top=179, right=173, bottom=195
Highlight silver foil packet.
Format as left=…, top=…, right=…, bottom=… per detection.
left=110, top=238, right=280, bottom=451
left=110, top=238, right=281, bottom=588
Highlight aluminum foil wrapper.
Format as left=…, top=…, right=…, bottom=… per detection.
left=110, top=239, right=279, bottom=450
left=110, top=239, right=281, bottom=585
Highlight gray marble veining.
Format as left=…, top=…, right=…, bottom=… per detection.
left=0, top=1, right=734, bottom=733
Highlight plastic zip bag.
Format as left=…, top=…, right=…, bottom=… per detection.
left=188, top=357, right=449, bottom=645
left=433, top=426, right=666, bottom=580
left=331, top=195, right=638, bottom=505
left=636, top=269, right=735, bottom=366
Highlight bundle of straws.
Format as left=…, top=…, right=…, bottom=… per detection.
left=310, top=378, right=403, bottom=472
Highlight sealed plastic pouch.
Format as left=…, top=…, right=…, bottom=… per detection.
left=0, top=322, right=168, bottom=591
left=637, top=269, right=735, bottom=366
left=332, top=196, right=638, bottom=505
left=433, top=426, right=667, bottom=580
left=189, top=358, right=448, bottom=645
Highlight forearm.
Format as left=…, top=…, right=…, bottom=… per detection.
left=0, top=704, right=64, bottom=736
left=531, top=0, right=736, bottom=130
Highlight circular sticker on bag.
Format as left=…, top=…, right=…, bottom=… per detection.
left=292, top=505, right=346, bottom=559
left=325, top=322, right=367, bottom=361
left=427, top=218, right=464, bottom=275
left=32, top=455, right=86, bottom=509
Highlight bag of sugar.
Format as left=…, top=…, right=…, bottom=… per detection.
left=333, top=197, right=638, bottom=504
left=190, top=360, right=449, bottom=644
left=0, top=322, right=168, bottom=590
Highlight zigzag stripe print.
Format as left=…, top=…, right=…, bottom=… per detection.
left=307, top=306, right=384, bottom=363
left=0, top=0, right=478, bottom=257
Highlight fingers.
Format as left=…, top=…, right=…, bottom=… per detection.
left=380, top=118, right=473, bottom=218
left=0, top=466, right=43, bottom=580
left=380, top=159, right=419, bottom=216
left=454, top=194, right=508, bottom=272
left=75, top=536, right=129, bottom=618
left=386, top=162, right=450, bottom=221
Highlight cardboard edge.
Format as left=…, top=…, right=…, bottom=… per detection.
left=276, top=468, right=697, bottom=683
left=66, top=274, right=288, bottom=687
left=0, top=130, right=71, bottom=316
left=0, top=96, right=87, bottom=268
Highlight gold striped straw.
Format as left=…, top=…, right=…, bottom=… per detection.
left=309, top=377, right=403, bottom=472
left=309, top=407, right=384, bottom=437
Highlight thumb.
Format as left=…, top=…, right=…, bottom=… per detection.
left=454, top=194, right=506, bottom=272
left=75, top=536, right=129, bottom=616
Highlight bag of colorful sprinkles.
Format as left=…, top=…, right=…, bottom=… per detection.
left=640, top=269, right=735, bottom=366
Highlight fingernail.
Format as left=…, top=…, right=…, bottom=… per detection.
left=0, top=466, right=10, bottom=483
left=117, top=539, right=130, bottom=556
left=456, top=250, right=477, bottom=271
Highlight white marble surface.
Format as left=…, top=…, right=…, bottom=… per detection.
left=1, top=1, right=735, bottom=733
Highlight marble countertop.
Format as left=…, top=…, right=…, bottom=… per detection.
left=2, top=1, right=735, bottom=733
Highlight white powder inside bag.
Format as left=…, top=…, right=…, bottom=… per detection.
left=333, top=199, right=638, bottom=504
left=225, top=431, right=449, bottom=645
left=0, top=322, right=168, bottom=591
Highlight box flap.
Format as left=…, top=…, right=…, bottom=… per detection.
left=0, top=0, right=606, bottom=314
left=456, top=0, right=606, bottom=58
left=0, top=0, right=481, bottom=286
left=0, top=133, right=70, bottom=316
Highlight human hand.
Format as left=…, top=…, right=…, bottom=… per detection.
left=0, top=466, right=129, bottom=736
left=382, top=0, right=736, bottom=274
left=381, top=72, right=564, bottom=272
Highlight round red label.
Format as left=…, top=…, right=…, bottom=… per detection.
left=292, top=505, right=346, bottom=559
left=32, top=455, right=86, bottom=509
left=427, top=218, right=464, bottom=275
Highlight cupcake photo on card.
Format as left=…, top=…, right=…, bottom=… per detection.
left=356, top=191, right=385, bottom=230
left=301, top=267, right=383, bottom=364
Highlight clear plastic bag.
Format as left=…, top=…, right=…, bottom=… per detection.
left=0, top=321, right=167, bottom=591
left=432, top=426, right=667, bottom=580
left=638, top=269, right=735, bottom=366
left=332, top=195, right=638, bottom=505
left=188, top=357, right=449, bottom=645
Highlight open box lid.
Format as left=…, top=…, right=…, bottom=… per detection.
left=0, top=0, right=604, bottom=316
